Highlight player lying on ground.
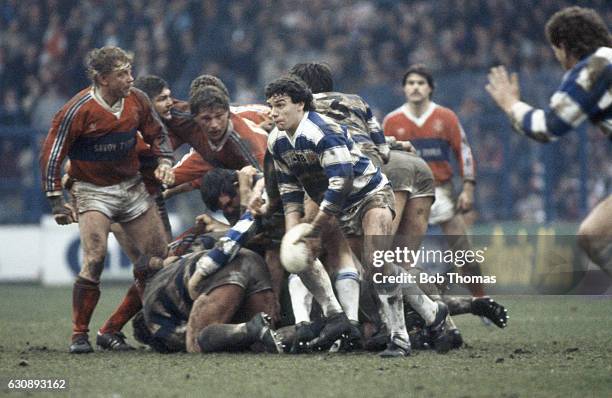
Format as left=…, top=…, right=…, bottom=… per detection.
left=132, top=249, right=283, bottom=354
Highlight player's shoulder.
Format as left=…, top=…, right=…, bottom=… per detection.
left=128, top=86, right=150, bottom=104
left=230, top=112, right=267, bottom=137
left=305, top=111, right=343, bottom=136
left=383, top=105, right=406, bottom=124
left=58, top=88, right=94, bottom=114
left=431, top=102, right=460, bottom=123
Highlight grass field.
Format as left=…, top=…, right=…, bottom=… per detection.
left=1, top=285, right=611, bottom=398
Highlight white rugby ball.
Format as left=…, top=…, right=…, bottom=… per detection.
left=280, top=223, right=314, bottom=274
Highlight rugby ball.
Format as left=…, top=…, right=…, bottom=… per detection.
left=280, top=223, right=314, bottom=274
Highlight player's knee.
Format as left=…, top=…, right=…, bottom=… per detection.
left=81, top=254, right=106, bottom=279
left=576, top=223, right=595, bottom=253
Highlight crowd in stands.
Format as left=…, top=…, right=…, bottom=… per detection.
left=0, top=0, right=609, bottom=223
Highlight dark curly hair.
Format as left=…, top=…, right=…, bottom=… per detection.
left=200, top=168, right=237, bottom=211
left=289, top=62, right=334, bottom=94
left=264, top=76, right=314, bottom=111
left=133, top=75, right=168, bottom=100
left=545, top=6, right=611, bottom=61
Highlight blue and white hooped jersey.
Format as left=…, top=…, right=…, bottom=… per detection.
left=268, top=111, right=388, bottom=216
left=510, top=46, right=612, bottom=142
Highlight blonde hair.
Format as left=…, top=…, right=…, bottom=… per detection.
left=86, top=46, right=133, bottom=85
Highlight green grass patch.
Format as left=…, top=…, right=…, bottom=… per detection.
left=1, top=286, right=611, bottom=397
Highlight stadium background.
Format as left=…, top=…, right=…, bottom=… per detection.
left=0, top=0, right=610, bottom=287
left=0, top=2, right=610, bottom=396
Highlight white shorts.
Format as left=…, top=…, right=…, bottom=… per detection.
left=72, top=176, right=152, bottom=223
left=428, top=181, right=455, bottom=225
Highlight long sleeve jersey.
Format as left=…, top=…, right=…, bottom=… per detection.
left=383, top=101, right=476, bottom=184
left=312, top=92, right=389, bottom=164
left=171, top=113, right=268, bottom=187
left=40, top=86, right=173, bottom=196
left=509, top=46, right=612, bottom=142
left=268, top=111, right=387, bottom=216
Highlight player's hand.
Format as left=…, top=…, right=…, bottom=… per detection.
left=49, top=196, right=77, bottom=225
left=247, top=178, right=268, bottom=216
left=302, top=224, right=322, bottom=261
left=485, top=66, right=520, bottom=114
left=195, top=213, right=229, bottom=233
left=238, top=165, right=258, bottom=180
left=456, top=182, right=475, bottom=212
left=154, top=160, right=175, bottom=186
left=398, top=140, right=417, bottom=154
left=187, top=269, right=205, bottom=301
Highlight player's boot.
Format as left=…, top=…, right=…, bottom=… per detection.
left=471, top=297, right=508, bottom=328
left=409, top=328, right=431, bottom=350
left=69, top=334, right=94, bottom=354
left=337, top=320, right=363, bottom=352
left=291, top=322, right=316, bottom=354
left=307, top=312, right=352, bottom=351
left=379, top=334, right=411, bottom=358
left=246, top=313, right=284, bottom=354
left=448, top=328, right=463, bottom=350
left=427, top=301, right=451, bottom=354
left=96, top=331, right=136, bottom=351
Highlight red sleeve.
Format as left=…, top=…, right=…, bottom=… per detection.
left=39, top=94, right=85, bottom=195
left=446, top=110, right=476, bottom=181
left=172, top=150, right=215, bottom=186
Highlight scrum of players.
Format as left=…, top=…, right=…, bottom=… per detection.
left=43, top=48, right=508, bottom=357
left=45, top=4, right=612, bottom=356
left=133, top=63, right=507, bottom=357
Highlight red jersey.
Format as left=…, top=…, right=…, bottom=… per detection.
left=171, top=112, right=268, bottom=187
left=383, top=102, right=475, bottom=183
left=40, top=87, right=173, bottom=196
left=230, top=104, right=272, bottom=126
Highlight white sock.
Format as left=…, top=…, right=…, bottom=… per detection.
left=297, top=259, right=343, bottom=317
left=288, top=274, right=313, bottom=324
left=378, top=288, right=410, bottom=349
left=334, top=267, right=360, bottom=322
left=396, top=267, right=438, bottom=325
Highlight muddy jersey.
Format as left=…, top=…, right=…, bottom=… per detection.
left=143, top=248, right=272, bottom=352
left=313, top=92, right=389, bottom=166
left=508, top=46, right=612, bottom=142
left=40, top=87, right=173, bottom=196
left=268, top=111, right=387, bottom=216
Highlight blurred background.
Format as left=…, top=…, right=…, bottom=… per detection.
left=0, top=0, right=610, bottom=226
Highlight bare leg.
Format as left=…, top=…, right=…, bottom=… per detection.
left=577, top=195, right=612, bottom=276
left=441, top=213, right=485, bottom=297
left=395, top=197, right=434, bottom=254
left=186, top=284, right=244, bottom=353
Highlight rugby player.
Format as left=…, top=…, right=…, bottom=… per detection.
left=486, top=6, right=612, bottom=278
left=97, top=76, right=270, bottom=350
left=39, top=46, right=175, bottom=354
left=289, top=62, right=436, bottom=265
left=132, top=250, right=282, bottom=354
left=264, top=76, right=450, bottom=357
left=383, top=64, right=486, bottom=297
